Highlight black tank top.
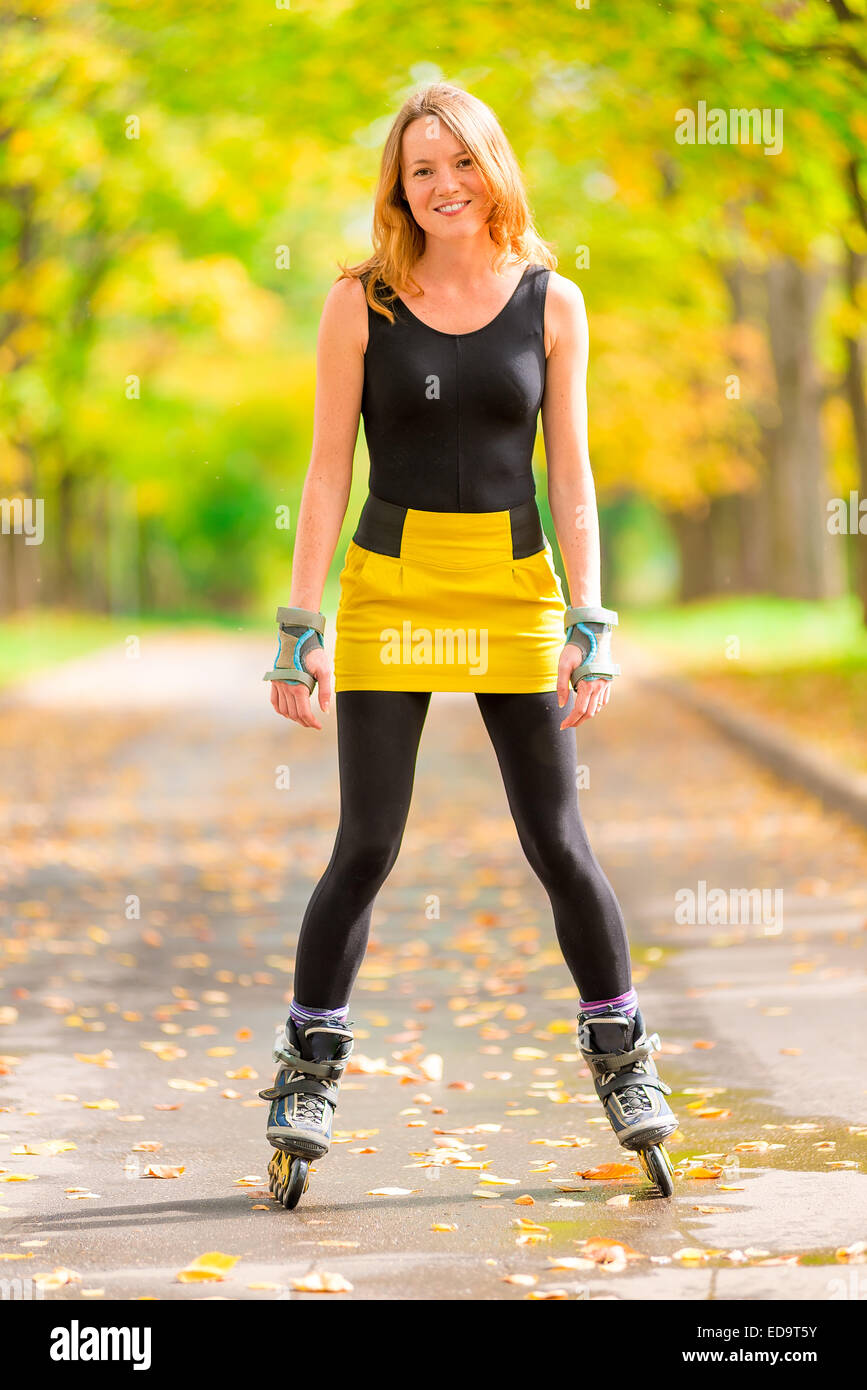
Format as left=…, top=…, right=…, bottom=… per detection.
left=360, top=264, right=550, bottom=512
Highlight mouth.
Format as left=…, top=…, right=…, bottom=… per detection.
left=434, top=200, right=470, bottom=217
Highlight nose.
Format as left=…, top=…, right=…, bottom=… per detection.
left=434, top=168, right=460, bottom=197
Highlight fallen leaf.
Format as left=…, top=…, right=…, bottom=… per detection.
left=579, top=1164, right=642, bottom=1181
left=289, top=1272, right=352, bottom=1293
left=177, top=1252, right=239, bottom=1284
left=33, top=1267, right=81, bottom=1289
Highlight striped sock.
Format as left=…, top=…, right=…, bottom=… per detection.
left=288, top=997, right=349, bottom=1029
left=579, top=987, right=638, bottom=1019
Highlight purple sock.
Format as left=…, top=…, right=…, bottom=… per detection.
left=579, top=987, right=638, bottom=1019
left=288, top=997, right=349, bottom=1029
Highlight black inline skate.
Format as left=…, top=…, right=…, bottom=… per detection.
left=576, top=1006, right=678, bottom=1197
left=259, top=1016, right=354, bottom=1209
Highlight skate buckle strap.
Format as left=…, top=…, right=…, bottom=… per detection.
left=563, top=604, right=620, bottom=687
left=258, top=1077, right=339, bottom=1104
left=271, top=1046, right=348, bottom=1082
left=576, top=1026, right=660, bottom=1068
left=597, top=1071, right=672, bottom=1101
left=263, top=605, right=326, bottom=689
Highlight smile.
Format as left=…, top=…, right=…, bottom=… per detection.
left=435, top=200, right=469, bottom=216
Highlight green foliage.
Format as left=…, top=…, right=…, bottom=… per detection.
left=1, top=1, right=864, bottom=614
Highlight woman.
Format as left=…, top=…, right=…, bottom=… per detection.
left=259, top=83, right=677, bottom=1207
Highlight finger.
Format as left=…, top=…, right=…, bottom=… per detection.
left=556, top=655, right=573, bottom=709
left=273, top=680, right=321, bottom=728
left=559, top=683, right=590, bottom=729
left=291, top=682, right=322, bottom=730
left=315, top=663, right=333, bottom=714
left=275, top=681, right=296, bottom=720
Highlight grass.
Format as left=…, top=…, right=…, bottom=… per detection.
left=0, top=608, right=250, bottom=689
left=0, top=575, right=345, bottom=691
left=3, top=593, right=865, bottom=775
left=625, top=595, right=867, bottom=774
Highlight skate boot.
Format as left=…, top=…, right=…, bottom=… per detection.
left=258, top=1016, right=354, bottom=1209
left=576, top=1006, right=678, bottom=1197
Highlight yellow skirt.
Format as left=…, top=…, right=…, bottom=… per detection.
left=333, top=505, right=567, bottom=693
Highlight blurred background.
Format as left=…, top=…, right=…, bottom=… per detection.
left=1, top=0, right=865, bottom=769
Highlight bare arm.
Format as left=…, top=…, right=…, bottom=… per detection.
left=541, top=274, right=601, bottom=608
left=271, top=274, right=368, bottom=727
left=541, top=273, right=611, bottom=727
left=289, top=275, right=367, bottom=608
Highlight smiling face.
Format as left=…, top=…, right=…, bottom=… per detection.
left=399, top=116, right=493, bottom=240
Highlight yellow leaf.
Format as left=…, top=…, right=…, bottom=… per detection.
left=547, top=1256, right=595, bottom=1271
left=74, top=1051, right=115, bottom=1068
left=176, top=1252, right=239, bottom=1283
left=289, top=1272, right=353, bottom=1293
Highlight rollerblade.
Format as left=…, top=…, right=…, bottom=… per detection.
left=258, top=1016, right=354, bottom=1209
left=576, top=1006, right=678, bottom=1197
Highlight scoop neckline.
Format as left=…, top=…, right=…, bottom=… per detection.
left=393, top=263, right=533, bottom=338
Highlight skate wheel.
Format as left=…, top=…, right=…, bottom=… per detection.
left=639, top=1144, right=675, bottom=1198
left=269, top=1150, right=290, bottom=1203
left=282, top=1157, right=309, bottom=1209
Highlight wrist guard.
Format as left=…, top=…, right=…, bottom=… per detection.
left=563, top=604, right=620, bottom=688
left=263, top=606, right=326, bottom=691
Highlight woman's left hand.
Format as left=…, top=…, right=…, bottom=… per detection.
left=557, top=649, right=612, bottom=729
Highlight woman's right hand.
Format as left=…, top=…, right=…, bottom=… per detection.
left=269, top=646, right=333, bottom=729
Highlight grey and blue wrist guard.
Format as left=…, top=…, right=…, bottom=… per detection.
left=263, top=606, right=326, bottom=691
left=563, top=605, right=621, bottom=689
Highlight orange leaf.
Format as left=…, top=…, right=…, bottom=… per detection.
left=578, top=1164, right=642, bottom=1181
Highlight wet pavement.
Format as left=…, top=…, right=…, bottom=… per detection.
left=0, top=631, right=865, bottom=1301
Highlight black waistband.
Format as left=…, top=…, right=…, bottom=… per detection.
left=352, top=494, right=545, bottom=561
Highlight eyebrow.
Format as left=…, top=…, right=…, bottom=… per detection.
left=408, top=150, right=468, bottom=167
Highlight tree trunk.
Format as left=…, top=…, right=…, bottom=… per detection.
left=667, top=504, right=715, bottom=600
left=765, top=257, right=845, bottom=599
left=843, top=246, right=867, bottom=624
left=843, top=160, right=867, bottom=627
left=719, top=260, right=775, bottom=592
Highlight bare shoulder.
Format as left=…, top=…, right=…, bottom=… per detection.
left=319, top=274, right=369, bottom=354
left=542, top=270, right=587, bottom=358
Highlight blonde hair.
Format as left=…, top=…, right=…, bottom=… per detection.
left=337, top=82, right=557, bottom=323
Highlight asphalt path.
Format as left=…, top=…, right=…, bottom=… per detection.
left=0, top=631, right=864, bottom=1302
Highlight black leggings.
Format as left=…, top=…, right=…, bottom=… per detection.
left=293, top=691, right=632, bottom=1008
